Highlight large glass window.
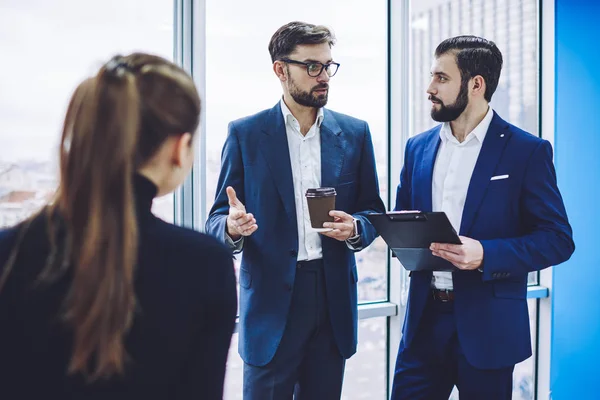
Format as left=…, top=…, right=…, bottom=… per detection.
left=342, top=317, right=387, bottom=399
left=205, top=1, right=389, bottom=304
left=408, top=0, right=540, bottom=397
left=0, top=0, right=175, bottom=228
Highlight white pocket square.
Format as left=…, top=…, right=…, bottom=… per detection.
left=490, top=174, right=509, bottom=181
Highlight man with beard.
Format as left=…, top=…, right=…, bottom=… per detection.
left=391, top=36, right=574, bottom=399
left=206, top=21, right=385, bottom=399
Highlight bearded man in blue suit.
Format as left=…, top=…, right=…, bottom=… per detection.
left=391, top=36, right=574, bottom=400
left=206, top=21, right=385, bottom=400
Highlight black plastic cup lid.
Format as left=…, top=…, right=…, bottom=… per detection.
left=305, top=187, right=336, bottom=197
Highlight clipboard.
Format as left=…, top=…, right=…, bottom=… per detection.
left=366, top=212, right=461, bottom=271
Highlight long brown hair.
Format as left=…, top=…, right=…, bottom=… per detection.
left=1, top=53, right=200, bottom=380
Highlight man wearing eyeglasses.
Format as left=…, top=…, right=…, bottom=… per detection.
left=207, top=21, right=385, bottom=400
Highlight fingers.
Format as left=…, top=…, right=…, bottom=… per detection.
left=226, top=186, right=237, bottom=205
left=228, top=208, right=246, bottom=220
left=226, top=186, right=245, bottom=211
left=432, top=249, right=462, bottom=264
left=432, top=249, right=479, bottom=270
left=231, top=211, right=255, bottom=229
left=236, top=213, right=256, bottom=230
left=430, top=242, right=463, bottom=255
left=328, top=210, right=352, bottom=221
left=322, top=221, right=350, bottom=231
left=320, top=229, right=346, bottom=241
left=239, top=223, right=258, bottom=236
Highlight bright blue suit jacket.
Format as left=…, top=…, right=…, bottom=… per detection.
left=206, top=102, right=385, bottom=366
left=395, top=112, right=574, bottom=369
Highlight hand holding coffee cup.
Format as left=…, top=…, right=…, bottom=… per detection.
left=305, top=188, right=356, bottom=241
left=226, top=186, right=258, bottom=240
left=321, top=210, right=356, bottom=241
left=305, top=188, right=337, bottom=231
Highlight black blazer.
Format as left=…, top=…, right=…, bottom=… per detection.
left=0, top=175, right=237, bottom=399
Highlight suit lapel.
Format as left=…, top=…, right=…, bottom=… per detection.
left=259, top=103, right=297, bottom=225
left=460, top=113, right=511, bottom=235
left=415, top=129, right=442, bottom=212
left=320, top=110, right=343, bottom=188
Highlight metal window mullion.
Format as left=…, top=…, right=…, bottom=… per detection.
left=174, top=0, right=206, bottom=231
left=173, top=0, right=193, bottom=228
left=388, top=0, right=411, bottom=397
left=192, top=0, right=207, bottom=231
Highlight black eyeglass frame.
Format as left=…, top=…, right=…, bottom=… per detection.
left=278, top=58, right=341, bottom=77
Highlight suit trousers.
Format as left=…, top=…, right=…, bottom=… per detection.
left=391, top=295, right=514, bottom=400
left=243, top=259, right=345, bottom=400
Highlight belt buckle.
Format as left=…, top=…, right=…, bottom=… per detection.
left=434, top=289, right=451, bottom=302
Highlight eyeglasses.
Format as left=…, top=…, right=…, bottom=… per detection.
left=279, top=58, right=340, bottom=77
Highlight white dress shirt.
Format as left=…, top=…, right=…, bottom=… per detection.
left=281, top=99, right=325, bottom=261
left=431, top=107, right=494, bottom=290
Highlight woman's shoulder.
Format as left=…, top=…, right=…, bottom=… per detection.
left=0, top=224, right=19, bottom=246
left=0, top=224, right=20, bottom=263
left=0, top=212, right=49, bottom=258
left=144, top=217, right=233, bottom=267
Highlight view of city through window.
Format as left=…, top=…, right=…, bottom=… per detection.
left=0, top=0, right=174, bottom=229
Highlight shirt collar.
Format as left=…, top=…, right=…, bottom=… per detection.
left=280, top=98, right=324, bottom=128
left=439, top=106, right=494, bottom=145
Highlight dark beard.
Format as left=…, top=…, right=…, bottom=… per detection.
left=288, top=78, right=328, bottom=108
left=430, top=79, right=469, bottom=122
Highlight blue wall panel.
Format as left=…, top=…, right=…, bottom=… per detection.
left=552, top=0, right=600, bottom=398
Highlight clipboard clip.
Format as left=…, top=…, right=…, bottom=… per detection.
left=386, top=212, right=428, bottom=222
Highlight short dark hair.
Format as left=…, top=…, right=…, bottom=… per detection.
left=435, top=35, right=503, bottom=102
left=268, top=21, right=336, bottom=63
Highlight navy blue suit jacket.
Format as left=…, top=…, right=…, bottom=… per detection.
left=206, top=102, right=385, bottom=366
left=0, top=175, right=237, bottom=399
left=395, top=112, right=574, bottom=369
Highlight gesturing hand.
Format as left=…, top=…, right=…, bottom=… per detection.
left=225, top=186, right=258, bottom=240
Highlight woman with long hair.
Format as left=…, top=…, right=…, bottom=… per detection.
left=0, top=53, right=236, bottom=399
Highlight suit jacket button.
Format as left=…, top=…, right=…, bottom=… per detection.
left=284, top=283, right=293, bottom=291
left=290, top=250, right=297, bottom=257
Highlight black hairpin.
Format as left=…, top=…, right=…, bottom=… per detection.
left=104, top=56, right=133, bottom=77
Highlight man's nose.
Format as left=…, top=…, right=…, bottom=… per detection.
left=426, top=80, right=436, bottom=96
left=316, top=67, right=330, bottom=83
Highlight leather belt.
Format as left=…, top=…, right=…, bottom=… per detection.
left=431, top=289, right=455, bottom=302
left=296, top=259, right=324, bottom=270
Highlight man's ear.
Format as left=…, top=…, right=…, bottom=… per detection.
left=471, top=75, right=486, bottom=97
left=273, top=61, right=287, bottom=82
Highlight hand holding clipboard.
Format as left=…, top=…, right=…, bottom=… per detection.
left=366, top=211, right=462, bottom=271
